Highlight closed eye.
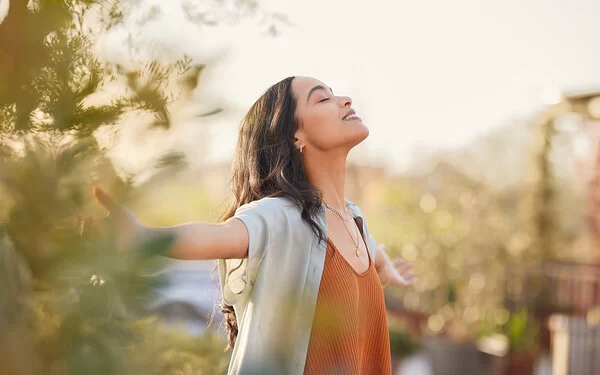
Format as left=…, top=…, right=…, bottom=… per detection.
left=319, top=98, right=330, bottom=102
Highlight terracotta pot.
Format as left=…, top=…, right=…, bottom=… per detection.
left=506, top=351, right=536, bottom=375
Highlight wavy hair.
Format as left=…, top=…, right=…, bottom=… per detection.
left=218, top=76, right=325, bottom=349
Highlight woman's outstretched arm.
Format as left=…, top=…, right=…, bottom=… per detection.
left=139, top=218, right=249, bottom=260
left=85, top=186, right=250, bottom=260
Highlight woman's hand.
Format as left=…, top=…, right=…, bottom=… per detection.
left=79, top=186, right=142, bottom=252
left=375, top=244, right=416, bottom=288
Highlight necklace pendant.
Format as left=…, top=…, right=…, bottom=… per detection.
left=355, top=248, right=361, bottom=257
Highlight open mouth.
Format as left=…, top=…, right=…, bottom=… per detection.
left=342, top=110, right=360, bottom=121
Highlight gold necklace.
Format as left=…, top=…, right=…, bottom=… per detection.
left=322, top=201, right=354, bottom=222
left=323, top=201, right=361, bottom=257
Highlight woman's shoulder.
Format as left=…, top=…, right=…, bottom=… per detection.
left=236, top=196, right=301, bottom=216
left=345, top=199, right=365, bottom=218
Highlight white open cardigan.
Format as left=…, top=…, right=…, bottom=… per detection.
left=218, top=196, right=378, bottom=374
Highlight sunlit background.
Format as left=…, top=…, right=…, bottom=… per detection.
left=2, top=0, right=600, bottom=374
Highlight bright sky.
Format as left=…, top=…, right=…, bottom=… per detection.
left=230, top=0, right=600, bottom=171
left=7, top=0, right=600, bottom=173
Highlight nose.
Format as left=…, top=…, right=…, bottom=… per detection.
left=339, top=95, right=352, bottom=107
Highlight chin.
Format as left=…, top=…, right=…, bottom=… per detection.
left=356, top=124, right=370, bottom=140
left=348, top=127, right=369, bottom=148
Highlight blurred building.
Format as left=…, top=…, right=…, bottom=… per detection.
left=148, top=259, right=224, bottom=336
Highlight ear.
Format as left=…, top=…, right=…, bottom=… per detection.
left=293, top=133, right=304, bottom=151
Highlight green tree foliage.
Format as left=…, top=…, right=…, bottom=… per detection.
left=0, top=1, right=229, bottom=374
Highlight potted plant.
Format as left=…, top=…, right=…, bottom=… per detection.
left=478, top=309, right=540, bottom=375
left=503, top=309, right=539, bottom=375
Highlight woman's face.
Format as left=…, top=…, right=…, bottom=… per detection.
left=292, top=77, right=369, bottom=154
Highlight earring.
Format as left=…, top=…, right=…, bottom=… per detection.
left=300, top=144, right=304, bottom=153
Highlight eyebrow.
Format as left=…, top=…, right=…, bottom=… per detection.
left=306, top=85, right=334, bottom=104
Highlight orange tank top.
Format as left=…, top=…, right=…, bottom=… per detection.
left=303, top=230, right=392, bottom=374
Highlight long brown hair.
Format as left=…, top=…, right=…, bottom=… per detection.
left=219, top=76, right=325, bottom=349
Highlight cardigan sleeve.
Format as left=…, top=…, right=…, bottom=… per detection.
left=363, top=220, right=378, bottom=262
left=218, top=197, right=287, bottom=305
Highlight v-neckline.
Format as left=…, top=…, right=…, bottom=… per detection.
left=326, top=218, right=371, bottom=276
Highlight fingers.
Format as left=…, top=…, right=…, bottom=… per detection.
left=396, top=262, right=413, bottom=273
left=393, top=258, right=414, bottom=272
left=390, top=257, right=417, bottom=286
left=393, top=268, right=417, bottom=286
left=393, top=258, right=406, bottom=266
left=398, top=263, right=415, bottom=278
left=395, top=274, right=417, bottom=286
left=92, top=186, right=117, bottom=214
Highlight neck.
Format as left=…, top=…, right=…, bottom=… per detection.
left=302, top=150, right=348, bottom=211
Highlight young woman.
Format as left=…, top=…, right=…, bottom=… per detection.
left=88, top=76, right=416, bottom=375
